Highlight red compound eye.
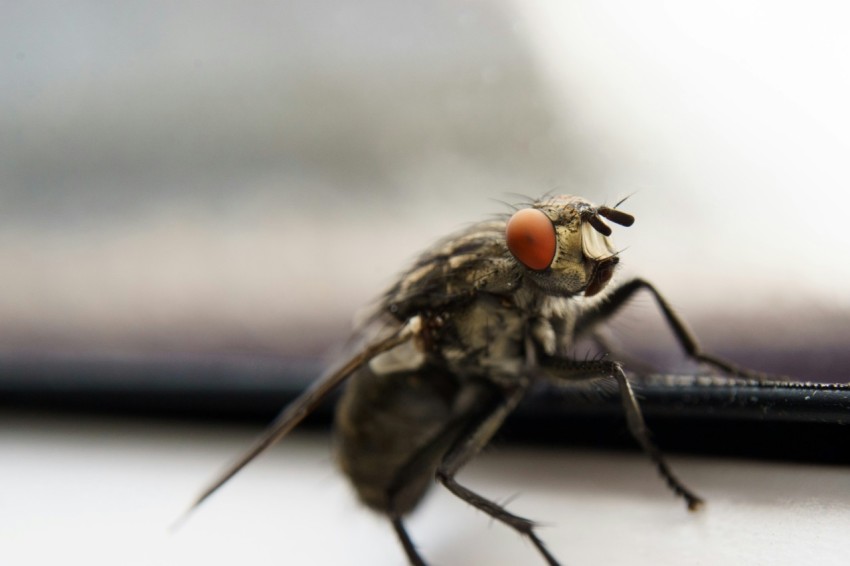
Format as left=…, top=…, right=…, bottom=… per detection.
left=505, top=208, right=556, bottom=271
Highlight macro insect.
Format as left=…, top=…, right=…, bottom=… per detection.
left=185, top=194, right=773, bottom=565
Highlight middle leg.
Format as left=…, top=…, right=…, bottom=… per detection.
left=539, top=354, right=704, bottom=510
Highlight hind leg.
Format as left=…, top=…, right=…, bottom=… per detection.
left=383, top=417, right=476, bottom=566
left=385, top=382, right=560, bottom=565
left=390, top=515, right=426, bottom=566
left=381, top=385, right=503, bottom=565
left=433, top=385, right=561, bottom=566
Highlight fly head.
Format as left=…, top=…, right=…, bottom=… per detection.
left=505, top=195, right=634, bottom=298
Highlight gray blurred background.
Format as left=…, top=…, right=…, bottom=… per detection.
left=2, top=1, right=849, bottom=374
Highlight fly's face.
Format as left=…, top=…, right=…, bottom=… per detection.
left=505, top=195, right=634, bottom=298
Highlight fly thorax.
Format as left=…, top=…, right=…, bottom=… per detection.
left=439, top=295, right=526, bottom=378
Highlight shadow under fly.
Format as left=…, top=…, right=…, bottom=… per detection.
left=179, top=194, right=847, bottom=565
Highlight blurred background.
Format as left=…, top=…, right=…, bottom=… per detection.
left=2, top=0, right=849, bottom=369
left=2, top=2, right=850, bottom=565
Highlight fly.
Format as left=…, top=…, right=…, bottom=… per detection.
left=181, top=194, right=826, bottom=565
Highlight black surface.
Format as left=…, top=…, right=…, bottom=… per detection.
left=1, top=353, right=848, bottom=463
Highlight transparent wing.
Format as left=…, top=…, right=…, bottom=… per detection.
left=175, top=317, right=419, bottom=526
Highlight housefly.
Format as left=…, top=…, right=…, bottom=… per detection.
left=183, top=195, right=788, bottom=565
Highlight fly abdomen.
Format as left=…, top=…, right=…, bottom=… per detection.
left=334, top=364, right=460, bottom=515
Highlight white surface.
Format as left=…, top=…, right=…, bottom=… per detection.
left=1, top=412, right=848, bottom=566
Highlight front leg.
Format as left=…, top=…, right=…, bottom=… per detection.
left=575, top=278, right=768, bottom=380
left=539, top=355, right=704, bottom=511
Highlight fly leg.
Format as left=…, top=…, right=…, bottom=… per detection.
left=434, top=386, right=562, bottom=566
left=539, top=355, right=704, bottom=511
left=390, top=516, right=426, bottom=566
left=383, top=383, right=539, bottom=565
left=576, top=277, right=767, bottom=379
left=385, top=415, right=474, bottom=566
